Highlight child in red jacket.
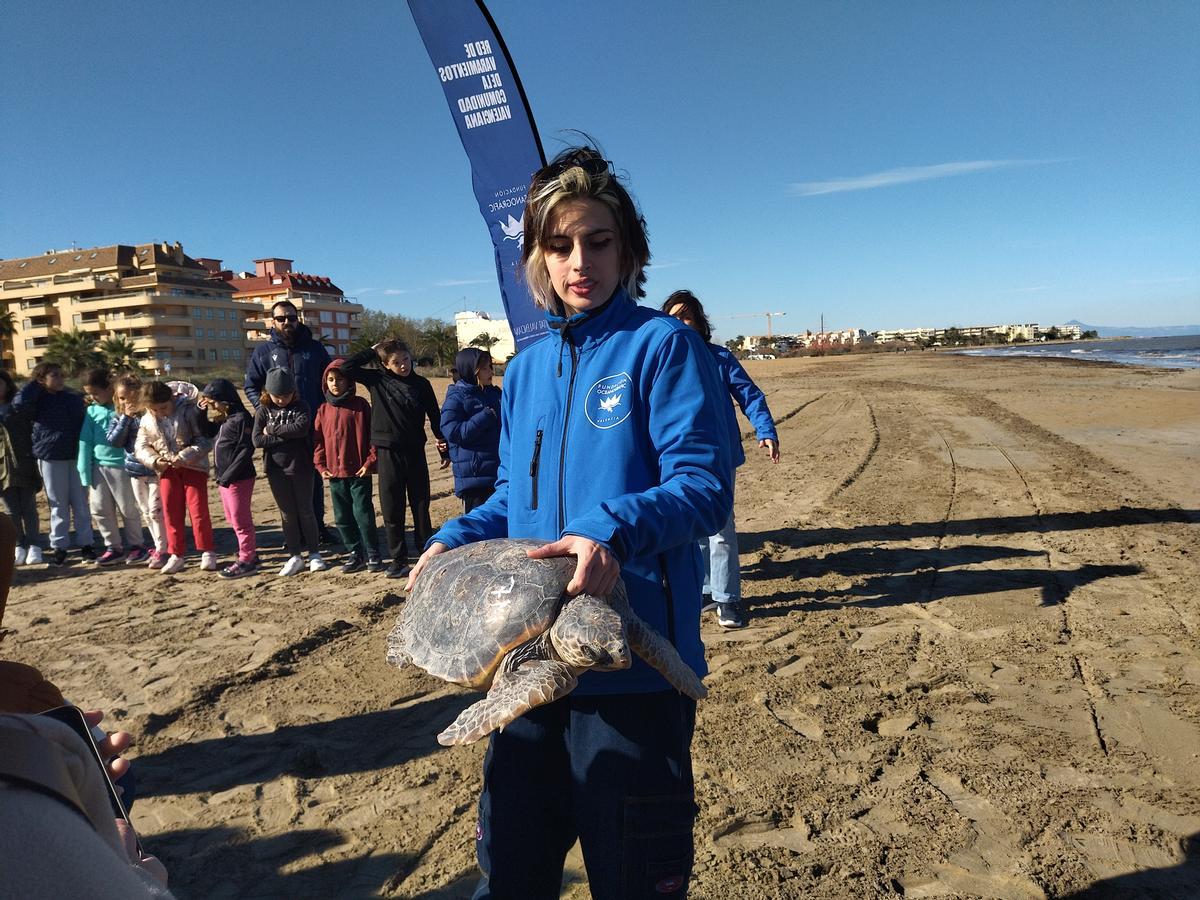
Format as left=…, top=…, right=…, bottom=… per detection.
left=313, top=359, right=381, bottom=573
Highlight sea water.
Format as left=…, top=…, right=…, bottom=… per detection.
left=955, top=335, right=1200, bottom=370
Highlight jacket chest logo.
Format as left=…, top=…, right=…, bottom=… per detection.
left=585, top=372, right=633, bottom=430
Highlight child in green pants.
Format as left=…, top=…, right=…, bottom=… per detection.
left=313, top=359, right=381, bottom=573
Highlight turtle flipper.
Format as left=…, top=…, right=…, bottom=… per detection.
left=626, top=614, right=707, bottom=700
left=437, top=660, right=579, bottom=746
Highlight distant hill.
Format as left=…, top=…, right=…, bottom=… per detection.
left=1067, top=320, right=1200, bottom=338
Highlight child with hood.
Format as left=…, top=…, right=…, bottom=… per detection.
left=440, top=347, right=502, bottom=513
left=79, top=368, right=145, bottom=566
left=313, top=359, right=381, bottom=573
left=106, top=375, right=168, bottom=567
left=252, top=367, right=327, bottom=576
left=200, top=378, right=259, bottom=578
left=13, top=362, right=93, bottom=566
left=134, top=380, right=215, bottom=575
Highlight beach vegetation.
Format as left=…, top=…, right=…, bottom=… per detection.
left=43, top=328, right=103, bottom=376
left=98, top=335, right=144, bottom=373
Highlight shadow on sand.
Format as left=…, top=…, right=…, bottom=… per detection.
left=136, top=696, right=476, bottom=799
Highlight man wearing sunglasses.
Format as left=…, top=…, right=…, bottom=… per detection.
left=244, top=300, right=335, bottom=544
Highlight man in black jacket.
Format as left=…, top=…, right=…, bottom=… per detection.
left=244, top=300, right=334, bottom=543
left=340, top=339, right=448, bottom=578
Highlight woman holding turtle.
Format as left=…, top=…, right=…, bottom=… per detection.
left=407, top=146, right=731, bottom=900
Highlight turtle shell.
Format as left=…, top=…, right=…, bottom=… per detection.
left=388, top=538, right=575, bottom=689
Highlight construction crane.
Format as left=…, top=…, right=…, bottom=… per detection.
left=716, top=311, right=787, bottom=338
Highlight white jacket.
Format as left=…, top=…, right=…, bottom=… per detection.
left=133, top=382, right=210, bottom=475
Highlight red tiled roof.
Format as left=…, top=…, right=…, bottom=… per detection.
left=228, top=272, right=343, bottom=297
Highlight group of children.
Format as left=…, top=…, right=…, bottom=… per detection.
left=0, top=341, right=499, bottom=580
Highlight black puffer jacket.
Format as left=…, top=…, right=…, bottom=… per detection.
left=202, top=379, right=256, bottom=487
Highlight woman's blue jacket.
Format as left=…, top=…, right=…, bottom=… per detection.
left=429, top=290, right=733, bottom=696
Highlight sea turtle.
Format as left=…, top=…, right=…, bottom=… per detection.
left=386, top=538, right=707, bottom=745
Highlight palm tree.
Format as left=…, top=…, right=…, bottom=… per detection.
left=0, top=308, right=15, bottom=367
left=99, top=335, right=143, bottom=373
left=44, top=328, right=102, bottom=376
left=470, top=332, right=501, bottom=355
left=419, top=321, right=460, bottom=367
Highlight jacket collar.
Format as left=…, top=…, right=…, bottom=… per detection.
left=545, top=288, right=634, bottom=352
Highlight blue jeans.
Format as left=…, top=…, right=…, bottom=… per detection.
left=37, top=459, right=93, bottom=551
left=472, top=690, right=697, bottom=900
left=699, top=506, right=739, bottom=603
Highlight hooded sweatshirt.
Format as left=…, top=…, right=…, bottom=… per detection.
left=312, top=360, right=376, bottom=477
left=201, top=378, right=256, bottom=487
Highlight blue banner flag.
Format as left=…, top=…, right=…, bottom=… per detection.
left=407, top=0, right=547, bottom=351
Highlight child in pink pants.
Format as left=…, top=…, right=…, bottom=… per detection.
left=200, top=379, right=258, bottom=578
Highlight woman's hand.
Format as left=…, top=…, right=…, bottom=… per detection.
left=405, top=542, right=448, bottom=591
left=527, top=536, right=620, bottom=597
left=760, top=438, right=781, bottom=463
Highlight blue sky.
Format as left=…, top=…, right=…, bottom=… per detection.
left=3, top=1, right=1197, bottom=340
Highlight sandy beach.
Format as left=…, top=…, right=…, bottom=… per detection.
left=4, top=350, right=1199, bottom=899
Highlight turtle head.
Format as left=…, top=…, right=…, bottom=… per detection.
left=551, top=595, right=631, bottom=672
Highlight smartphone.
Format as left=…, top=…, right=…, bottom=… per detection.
left=39, top=705, right=134, bottom=831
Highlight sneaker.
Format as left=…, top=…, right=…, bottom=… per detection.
left=79, top=545, right=97, bottom=563
left=50, top=548, right=68, bottom=567
left=386, top=561, right=411, bottom=580
left=279, top=555, right=305, bottom=577
left=220, top=557, right=259, bottom=578
left=96, top=549, right=125, bottom=567
left=308, top=553, right=329, bottom=573
left=160, top=554, right=185, bottom=575
left=147, top=549, right=165, bottom=569
left=366, top=556, right=384, bottom=573
left=26, top=546, right=43, bottom=566
left=14, top=546, right=27, bottom=566
left=124, top=546, right=149, bottom=565
left=340, top=555, right=366, bottom=574
left=716, top=601, right=749, bottom=629
left=200, top=551, right=219, bottom=571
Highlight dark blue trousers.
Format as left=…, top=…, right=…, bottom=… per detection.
left=472, top=690, right=697, bottom=900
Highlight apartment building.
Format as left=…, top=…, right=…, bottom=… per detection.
left=0, top=242, right=249, bottom=375
left=221, top=258, right=363, bottom=356
left=454, top=309, right=516, bottom=361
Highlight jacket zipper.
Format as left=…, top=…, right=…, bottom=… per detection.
left=557, top=338, right=580, bottom=534
left=529, top=428, right=543, bottom=509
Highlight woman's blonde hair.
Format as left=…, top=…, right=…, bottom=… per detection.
left=520, top=146, right=650, bottom=311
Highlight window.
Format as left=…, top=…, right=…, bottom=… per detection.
left=335, top=312, right=348, bottom=324
left=192, top=307, right=203, bottom=318
left=209, top=349, right=217, bottom=361
left=336, top=328, right=349, bottom=340
left=205, top=308, right=213, bottom=319
left=221, top=348, right=230, bottom=360
left=216, top=309, right=225, bottom=320
left=208, top=328, right=216, bottom=338
left=234, top=348, right=242, bottom=360
left=196, top=346, right=204, bottom=358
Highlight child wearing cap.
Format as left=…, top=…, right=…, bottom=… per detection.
left=313, top=359, right=381, bottom=573
left=200, top=378, right=259, bottom=578
left=252, top=367, right=326, bottom=576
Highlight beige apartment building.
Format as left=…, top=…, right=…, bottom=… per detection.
left=0, top=242, right=250, bottom=375
left=220, top=257, right=363, bottom=356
